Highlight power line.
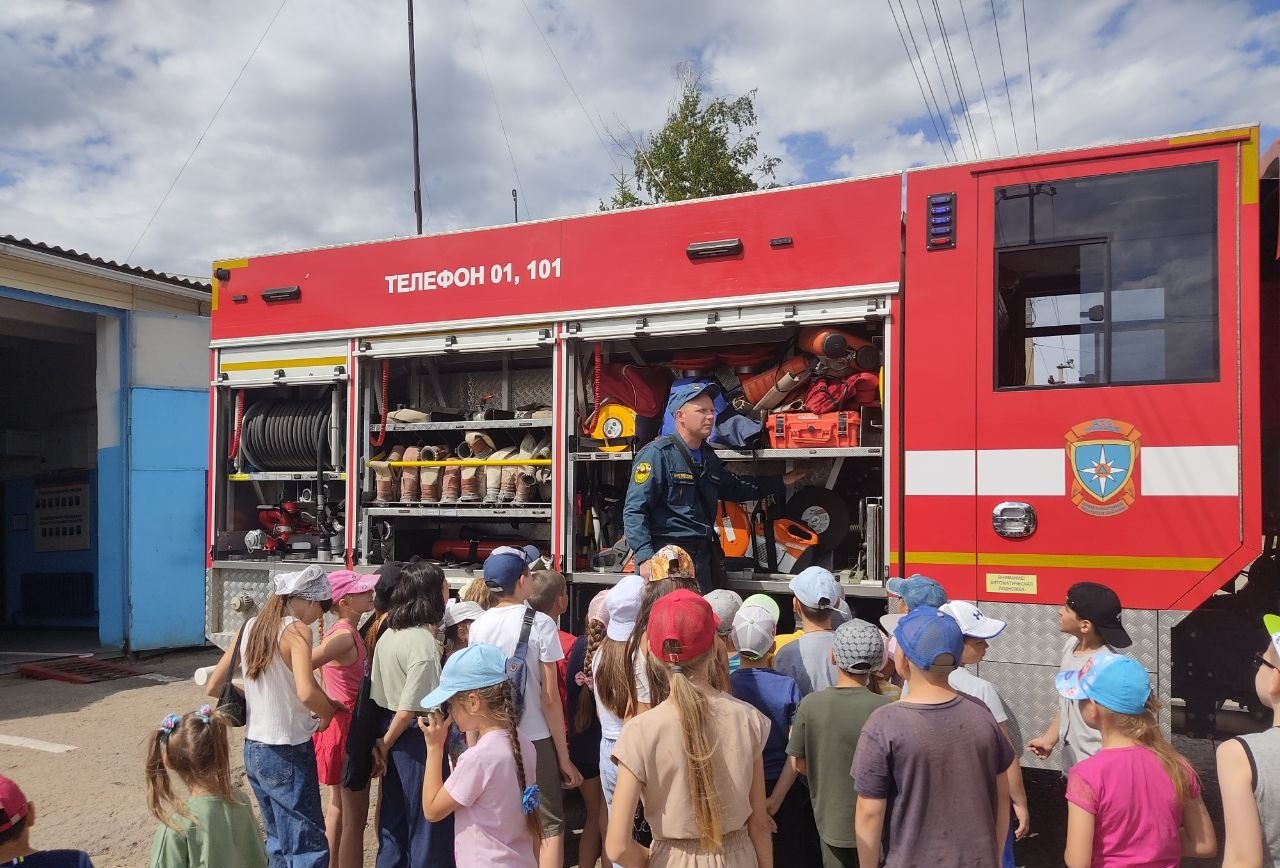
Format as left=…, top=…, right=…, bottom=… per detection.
left=988, top=0, right=1021, bottom=152
left=1019, top=0, right=1041, bottom=149
left=957, top=0, right=1001, bottom=154
left=125, top=0, right=289, bottom=262
left=912, top=0, right=971, bottom=159
left=887, top=0, right=954, bottom=161
left=931, top=0, right=981, bottom=157
left=893, top=0, right=958, bottom=161
left=463, top=0, right=531, bottom=219
left=516, top=0, right=621, bottom=174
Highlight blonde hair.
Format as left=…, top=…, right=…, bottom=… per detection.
left=574, top=619, right=607, bottom=734
left=460, top=577, right=497, bottom=610
left=144, top=709, right=234, bottom=831
left=627, top=577, right=699, bottom=710
left=470, top=682, right=543, bottom=854
left=1102, top=696, right=1199, bottom=802
left=660, top=645, right=723, bottom=850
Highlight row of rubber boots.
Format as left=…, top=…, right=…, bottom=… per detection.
left=370, top=431, right=552, bottom=505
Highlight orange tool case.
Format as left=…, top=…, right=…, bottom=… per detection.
left=767, top=411, right=859, bottom=448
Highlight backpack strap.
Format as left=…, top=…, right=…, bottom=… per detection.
left=1232, top=735, right=1259, bottom=792
left=515, top=606, right=536, bottom=662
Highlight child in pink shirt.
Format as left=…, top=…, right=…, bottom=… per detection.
left=1057, top=653, right=1215, bottom=868
left=420, top=643, right=540, bottom=868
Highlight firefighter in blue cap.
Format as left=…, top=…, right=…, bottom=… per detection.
left=624, top=382, right=808, bottom=592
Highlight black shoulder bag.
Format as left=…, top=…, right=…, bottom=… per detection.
left=216, top=623, right=248, bottom=727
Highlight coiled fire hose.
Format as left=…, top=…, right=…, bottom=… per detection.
left=238, top=399, right=335, bottom=471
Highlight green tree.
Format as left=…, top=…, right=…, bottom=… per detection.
left=605, top=66, right=781, bottom=209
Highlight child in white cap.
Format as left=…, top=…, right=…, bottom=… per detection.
left=730, top=595, right=819, bottom=868
left=591, top=573, right=644, bottom=811
left=940, top=601, right=1030, bottom=867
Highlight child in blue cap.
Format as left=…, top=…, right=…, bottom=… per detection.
left=1057, top=653, right=1215, bottom=868
left=853, top=606, right=1012, bottom=868
left=420, top=643, right=540, bottom=868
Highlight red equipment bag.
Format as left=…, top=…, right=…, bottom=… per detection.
left=596, top=363, right=671, bottom=418
left=850, top=371, right=880, bottom=406
left=767, top=412, right=860, bottom=448
left=804, top=371, right=881, bottom=412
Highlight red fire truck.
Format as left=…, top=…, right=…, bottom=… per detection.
left=206, top=124, right=1279, bottom=765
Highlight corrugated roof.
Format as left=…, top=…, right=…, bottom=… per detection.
left=0, top=235, right=211, bottom=293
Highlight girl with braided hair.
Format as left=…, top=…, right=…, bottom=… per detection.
left=420, top=643, right=541, bottom=868
left=144, top=705, right=267, bottom=868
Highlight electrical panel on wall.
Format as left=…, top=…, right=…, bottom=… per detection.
left=34, top=480, right=90, bottom=553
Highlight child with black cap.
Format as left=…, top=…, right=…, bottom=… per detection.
left=788, top=619, right=891, bottom=868
left=467, top=547, right=582, bottom=868
left=853, top=606, right=1013, bottom=868
left=1027, top=581, right=1132, bottom=773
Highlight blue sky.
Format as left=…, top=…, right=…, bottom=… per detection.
left=1, top=0, right=1278, bottom=276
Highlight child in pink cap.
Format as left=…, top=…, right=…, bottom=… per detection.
left=312, top=569, right=377, bottom=868
left=0, top=773, right=95, bottom=867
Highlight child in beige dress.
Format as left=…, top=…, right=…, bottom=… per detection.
left=605, top=589, right=773, bottom=868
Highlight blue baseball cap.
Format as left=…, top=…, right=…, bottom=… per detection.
left=886, top=574, right=948, bottom=610
left=482, top=547, right=529, bottom=592
left=790, top=566, right=842, bottom=610
left=421, top=643, right=509, bottom=711
left=893, top=605, right=964, bottom=670
left=1055, top=652, right=1151, bottom=715
left=665, top=381, right=720, bottom=417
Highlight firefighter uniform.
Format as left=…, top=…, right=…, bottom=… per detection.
left=623, top=433, right=784, bottom=592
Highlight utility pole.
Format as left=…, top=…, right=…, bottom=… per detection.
left=407, top=0, right=423, bottom=235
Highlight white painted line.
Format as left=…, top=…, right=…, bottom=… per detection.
left=0, top=733, right=77, bottom=754
left=138, top=673, right=182, bottom=683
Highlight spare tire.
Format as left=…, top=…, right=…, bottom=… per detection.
left=783, top=486, right=851, bottom=554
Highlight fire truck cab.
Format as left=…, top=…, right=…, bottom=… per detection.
left=205, top=125, right=1278, bottom=766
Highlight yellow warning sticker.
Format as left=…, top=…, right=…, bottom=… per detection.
left=633, top=462, right=652, bottom=484
left=985, top=573, right=1038, bottom=595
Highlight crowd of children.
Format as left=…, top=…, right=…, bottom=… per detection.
left=7, top=558, right=1280, bottom=868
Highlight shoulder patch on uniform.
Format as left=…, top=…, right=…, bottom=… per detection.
left=633, top=462, right=653, bottom=484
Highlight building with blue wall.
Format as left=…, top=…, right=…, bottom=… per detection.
left=0, top=236, right=210, bottom=651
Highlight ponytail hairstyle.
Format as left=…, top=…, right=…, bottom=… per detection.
left=626, top=577, right=698, bottom=710
left=362, top=610, right=390, bottom=658
left=661, top=645, right=723, bottom=850
left=1107, top=696, right=1199, bottom=802
left=574, top=618, right=608, bottom=734
left=244, top=594, right=290, bottom=680
left=472, top=681, right=543, bottom=855
left=145, top=705, right=234, bottom=831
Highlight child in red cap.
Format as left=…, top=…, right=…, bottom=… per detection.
left=0, top=774, right=95, bottom=867
left=605, top=589, right=774, bottom=868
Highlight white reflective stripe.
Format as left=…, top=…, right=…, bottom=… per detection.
left=977, top=449, right=1065, bottom=496
left=905, top=450, right=975, bottom=495
left=1140, top=446, right=1239, bottom=496
left=909, top=445, right=1239, bottom=498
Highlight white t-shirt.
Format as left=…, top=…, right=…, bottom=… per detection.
left=468, top=603, right=563, bottom=742
left=949, top=667, right=1008, bottom=723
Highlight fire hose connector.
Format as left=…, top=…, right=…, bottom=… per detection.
left=231, top=593, right=255, bottom=613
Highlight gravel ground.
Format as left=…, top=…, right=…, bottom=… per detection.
left=0, top=648, right=1254, bottom=867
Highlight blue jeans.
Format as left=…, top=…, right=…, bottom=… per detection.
left=376, top=710, right=455, bottom=868
left=599, top=736, right=618, bottom=813
left=244, top=739, right=328, bottom=868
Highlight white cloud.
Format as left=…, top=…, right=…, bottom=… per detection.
left=0, top=0, right=1277, bottom=276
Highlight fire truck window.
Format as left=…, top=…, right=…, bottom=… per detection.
left=994, top=162, right=1218, bottom=388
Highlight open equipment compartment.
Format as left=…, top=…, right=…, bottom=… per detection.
left=354, top=325, right=557, bottom=579
left=211, top=341, right=351, bottom=566
left=563, top=296, right=891, bottom=596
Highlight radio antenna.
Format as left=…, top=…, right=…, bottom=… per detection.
left=407, top=0, right=424, bottom=234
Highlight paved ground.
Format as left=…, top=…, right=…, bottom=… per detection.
left=0, top=646, right=1253, bottom=867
